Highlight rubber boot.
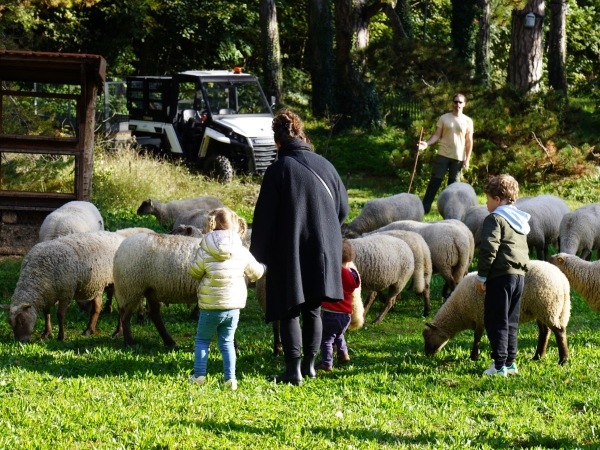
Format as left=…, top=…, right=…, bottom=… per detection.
left=301, top=353, right=317, bottom=379
left=422, top=177, right=444, bottom=214
left=270, top=357, right=303, bottom=385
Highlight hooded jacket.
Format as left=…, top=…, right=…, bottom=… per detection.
left=477, top=205, right=530, bottom=282
left=189, top=229, right=265, bottom=310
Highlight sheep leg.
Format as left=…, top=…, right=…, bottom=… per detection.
left=118, top=306, right=135, bottom=347
left=82, top=295, right=102, bottom=336
left=581, top=249, right=591, bottom=261
left=372, top=286, right=401, bottom=324
left=136, top=298, right=145, bottom=325
left=273, top=320, right=282, bottom=356
left=102, top=284, right=114, bottom=314
left=146, top=298, right=178, bottom=349
left=533, top=320, right=551, bottom=360
left=470, top=325, right=485, bottom=361
left=56, top=299, right=70, bottom=341
left=362, top=291, right=378, bottom=318
left=442, top=279, right=456, bottom=299
left=550, top=325, right=569, bottom=365
left=422, top=289, right=431, bottom=317
left=189, top=305, right=200, bottom=321
left=41, top=308, right=53, bottom=339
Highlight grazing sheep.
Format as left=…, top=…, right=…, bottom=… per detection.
left=437, top=182, right=478, bottom=221
left=172, top=209, right=210, bottom=232
left=255, top=260, right=365, bottom=357
left=348, top=235, right=414, bottom=324
left=137, top=196, right=224, bottom=227
left=423, top=261, right=571, bottom=364
left=558, top=204, right=600, bottom=260
left=515, top=195, right=570, bottom=260
left=462, top=205, right=489, bottom=247
left=113, top=233, right=202, bottom=347
left=365, top=220, right=471, bottom=298
left=369, top=230, right=432, bottom=316
left=342, top=193, right=424, bottom=238
left=0, top=231, right=124, bottom=342
left=549, top=253, right=600, bottom=312
left=39, top=201, right=104, bottom=242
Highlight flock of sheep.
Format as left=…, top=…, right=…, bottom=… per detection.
left=1, top=183, right=599, bottom=368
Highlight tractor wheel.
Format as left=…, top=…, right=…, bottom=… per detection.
left=203, top=155, right=234, bottom=183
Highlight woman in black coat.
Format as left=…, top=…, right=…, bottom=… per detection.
left=250, top=110, right=349, bottom=385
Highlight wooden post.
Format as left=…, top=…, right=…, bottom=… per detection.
left=407, top=127, right=424, bottom=193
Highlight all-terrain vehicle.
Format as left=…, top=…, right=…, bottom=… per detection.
left=126, top=68, right=277, bottom=182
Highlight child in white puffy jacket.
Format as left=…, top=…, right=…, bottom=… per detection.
left=188, top=208, right=265, bottom=390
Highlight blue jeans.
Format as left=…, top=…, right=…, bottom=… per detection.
left=194, top=309, right=240, bottom=381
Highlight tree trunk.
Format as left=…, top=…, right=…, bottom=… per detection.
left=450, top=0, right=478, bottom=66
left=382, top=3, right=408, bottom=41
left=308, top=0, right=337, bottom=117
left=259, top=0, right=282, bottom=103
left=394, top=0, right=413, bottom=40
left=507, top=0, right=545, bottom=93
left=475, top=0, right=491, bottom=86
left=334, top=0, right=354, bottom=121
left=548, top=0, right=567, bottom=94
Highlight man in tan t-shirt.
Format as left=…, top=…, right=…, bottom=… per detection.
left=418, top=93, right=474, bottom=214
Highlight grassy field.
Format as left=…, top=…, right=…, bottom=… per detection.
left=1, top=145, right=600, bottom=449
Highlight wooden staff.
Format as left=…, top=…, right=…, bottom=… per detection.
left=407, top=127, right=424, bottom=194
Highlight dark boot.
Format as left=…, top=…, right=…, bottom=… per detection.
left=301, top=353, right=317, bottom=379
left=270, top=357, right=302, bottom=385
left=422, top=177, right=444, bottom=214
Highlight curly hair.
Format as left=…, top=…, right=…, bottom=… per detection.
left=484, top=174, right=519, bottom=204
left=205, top=207, right=247, bottom=238
left=342, top=239, right=355, bottom=263
left=272, top=109, right=311, bottom=148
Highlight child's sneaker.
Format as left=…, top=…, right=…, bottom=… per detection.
left=505, top=362, right=518, bottom=375
left=337, top=351, right=350, bottom=364
left=189, top=375, right=206, bottom=385
left=483, top=363, right=507, bottom=377
left=224, top=379, right=237, bottom=391
left=314, top=361, right=332, bottom=372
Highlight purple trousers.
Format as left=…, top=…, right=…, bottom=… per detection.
left=320, top=311, right=351, bottom=367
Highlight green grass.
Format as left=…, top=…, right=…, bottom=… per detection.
left=1, top=138, right=600, bottom=448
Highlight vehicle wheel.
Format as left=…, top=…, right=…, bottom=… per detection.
left=203, top=155, right=234, bottom=183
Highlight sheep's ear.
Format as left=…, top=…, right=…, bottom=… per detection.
left=557, top=256, right=564, bottom=263
left=149, top=199, right=153, bottom=207
left=22, top=304, right=31, bottom=310
left=0, top=304, right=10, bottom=311
left=425, top=322, right=437, bottom=329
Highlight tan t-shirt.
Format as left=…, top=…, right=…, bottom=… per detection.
left=436, top=113, right=473, bottom=161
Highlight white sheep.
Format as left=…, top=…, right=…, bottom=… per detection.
left=462, top=205, right=489, bottom=247
left=558, top=204, right=600, bottom=260
left=342, top=193, right=424, bottom=238
left=113, top=232, right=202, bottom=347
left=437, top=182, right=478, bottom=221
left=369, top=229, right=433, bottom=317
left=515, top=195, right=570, bottom=260
left=549, top=253, right=600, bottom=312
left=422, top=261, right=571, bottom=364
left=365, top=220, right=471, bottom=298
left=172, top=209, right=210, bottom=231
left=348, top=234, right=414, bottom=324
left=38, top=201, right=104, bottom=242
left=137, top=196, right=224, bottom=227
left=0, top=231, right=125, bottom=342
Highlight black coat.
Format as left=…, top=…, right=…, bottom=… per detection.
left=250, top=139, right=350, bottom=322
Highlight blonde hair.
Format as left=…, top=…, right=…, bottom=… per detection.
left=205, top=208, right=247, bottom=238
left=484, top=174, right=519, bottom=204
left=272, top=109, right=312, bottom=147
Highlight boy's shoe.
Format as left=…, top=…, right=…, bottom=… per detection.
left=224, top=379, right=237, bottom=391
left=189, top=375, right=206, bottom=385
left=337, top=351, right=350, bottom=364
left=314, top=361, right=333, bottom=372
left=505, top=363, right=518, bottom=375
left=483, top=363, right=507, bottom=377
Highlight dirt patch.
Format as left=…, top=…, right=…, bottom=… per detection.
left=0, top=211, right=48, bottom=256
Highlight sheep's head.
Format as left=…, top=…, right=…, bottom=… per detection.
left=170, top=224, right=203, bottom=238
left=136, top=199, right=155, bottom=216
left=422, top=322, right=449, bottom=356
left=1, top=303, right=37, bottom=343
left=548, top=254, right=567, bottom=269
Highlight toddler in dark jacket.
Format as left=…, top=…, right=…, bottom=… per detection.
left=315, top=240, right=360, bottom=371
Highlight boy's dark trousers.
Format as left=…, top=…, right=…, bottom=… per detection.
left=484, top=274, right=524, bottom=369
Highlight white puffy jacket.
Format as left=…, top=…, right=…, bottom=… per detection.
left=189, top=229, right=265, bottom=310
